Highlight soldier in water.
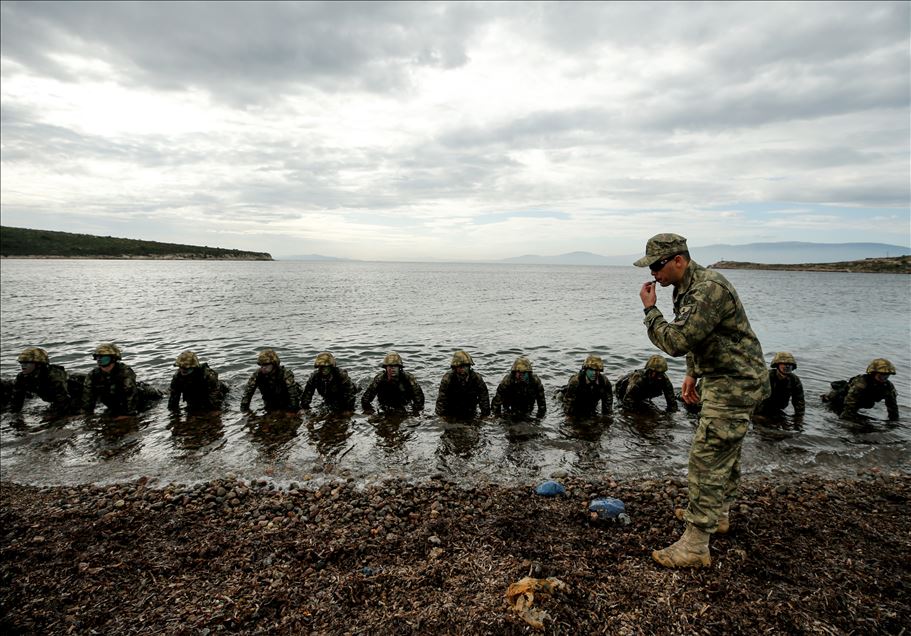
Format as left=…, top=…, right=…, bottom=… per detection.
left=435, top=350, right=490, bottom=419
left=754, top=352, right=805, bottom=418
left=240, top=349, right=302, bottom=413
left=167, top=350, right=228, bottom=413
left=822, top=358, right=899, bottom=420
left=615, top=354, right=678, bottom=413
left=301, top=352, right=357, bottom=413
left=491, top=356, right=546, bottom=418
left=9, top=347, right=83, bottom=415
left=361, top=351, right=425, bottom=415
left=82, top=343, right=163, bottom=416
left=559, top=355, right=613, bottom=417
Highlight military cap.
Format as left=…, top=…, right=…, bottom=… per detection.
left=633, top=233, right=689, bottom=267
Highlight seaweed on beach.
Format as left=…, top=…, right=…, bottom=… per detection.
left=2, top=472, right=909, bottom=634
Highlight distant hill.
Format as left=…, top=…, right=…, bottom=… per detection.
left=500, top=242, right=910, bottom=266
left=279, top=254, right=353, bottom=261
left=0, top=226, right=272, bottom=260
left=711, top=255, right=910, bottom=274
left=500, top=251, right=612, bottom=266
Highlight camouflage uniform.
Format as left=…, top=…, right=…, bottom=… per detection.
left=825, top=374, right=899, bottom=420
left=615, top=370, right=677, bottom=412
left=168, top=364, right=227, bottom=412
left=83, top=362, right=161, bottom=415
left=302, top=365, right=357, bottom=412
left=491, top=358, right=546, bottom=417
left=435, top=351, right=490, bottom=419
left=561, top=356, right=612, bottom=416
left=361, top=370, right=424, bottom=414
left=755, top=369, right=805, bottom=417
left=240, top=366, right=301, bottom=412
left=640, top=238, right=768, bottom=534
left=11, top=363, right=76, bottom=415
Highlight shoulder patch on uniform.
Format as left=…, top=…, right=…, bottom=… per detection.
left=673, top=304, right=693, bottom=326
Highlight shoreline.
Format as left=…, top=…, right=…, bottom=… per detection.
left=710, top=255, right=910, bottom=274
left=2, top=471, right=908, bottom=634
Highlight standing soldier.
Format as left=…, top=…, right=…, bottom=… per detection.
left=491, top=356, right=546, bottom=418
left=361, top=351, right=425, bottom=415
left=83, top=343, right=163, bottom=416
left=560, top=355, right=613, bottom=417
left=240, top=349, right=302, bottom=413
left=615, top=355, right=678, bottom=413
left=637, top=233, right=769, bottom=568
left=754, top=352, right=805, bottom=418
left=301, top=352, right=357, bottom=413
left=435, top=350, right=491, bottom=419
left=822, top=358, right=899, bottom=420
left=168, top=350, right=228, bottom=413
left=9, top=347, right=81, bottom=415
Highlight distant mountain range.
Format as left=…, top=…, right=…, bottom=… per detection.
left=279, top=254, right=352, bottom=261
left=499, top=242, right=910, bottom=266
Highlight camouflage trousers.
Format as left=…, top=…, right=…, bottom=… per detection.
left=683, top=404, right=752, bottom=533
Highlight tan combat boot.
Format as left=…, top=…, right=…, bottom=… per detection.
left=652, top=524, right=711, bottom=568
left=675, top=503, right=730, bottom=534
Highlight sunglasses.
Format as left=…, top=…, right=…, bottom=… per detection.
left=649, top=255, right=676, bottom=272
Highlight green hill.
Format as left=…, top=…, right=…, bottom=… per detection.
left=0, top=226, right=272, bottom=260
left=710, top=255, right=910, bottom=274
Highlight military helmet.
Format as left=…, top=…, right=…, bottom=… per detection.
left=644, top=355, right=668, bottom=373
left=771, top=352, right=797, bottom=368
left=174, top=350, right=200, bottom=368
left=450, top=350, right=473, bottom=367
left=583, top=355, right=604, bottom=371
left=257, top=349, right=280, bottom=365
left=381, top=352, right=403, bottom=367
left=866, top=358, right=896, bottom=375
left=93, top=343, right=122, bottom=360
left=17, top=347, right=49, bottom=364
left=511, top=356, right=533, bottom=373
left=314, top=352, right=337, bottom=367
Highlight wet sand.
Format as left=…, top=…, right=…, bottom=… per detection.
left=2, top=471, right=909, bottom=635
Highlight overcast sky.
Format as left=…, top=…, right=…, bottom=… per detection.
left=1, top=1, right=909, bottom=259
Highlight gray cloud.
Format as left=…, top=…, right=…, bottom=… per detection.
left=1, top=1, right=483, bottom=103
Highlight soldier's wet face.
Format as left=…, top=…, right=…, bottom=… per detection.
left=20, top=362, right=37, bottom=375
left=584, top=368, right=597, bottom=381
left=259, top=363, right=274, bottom=374
left=454, top=364, right=469, bottom=376
left=179, top=367, right=194, bottom=376
left=650, top=254, right=685, bottom=286
left=515, top=371, right=529, bottom=382
left=647, top=370, right=660, bottom=381
left=385, top=366, right=399, bottom=380
left=776, top=364, right=793, bottom=375
left=319, top=366, right=332, bottom=377
left=872, top=372, right=888, bottom=384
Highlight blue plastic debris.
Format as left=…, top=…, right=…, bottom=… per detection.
left=362, top=566, right=376, bottom=576
left=588, top=497, right=626, bottom=520
left=535, top=480, right=566, bottom=497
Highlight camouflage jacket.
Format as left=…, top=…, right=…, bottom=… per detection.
left=361, top=370, right=425, bottom=413
left=10, top=364, right=73, bottom=414
left=756, top=370, right=805, bottom=416
left=643, top=260, right=769, bottom=414
left=83, top=362, right=140, bottom=415
left=615, top=369, right=677, bottom=412
left=491, top=373, right=546, bottom=417
left=844, top=374, right=899, bottom=420
left=561, top=371, right=612, bottom=416
left=435, top=370, right=491, bottom=418
left=241, top=365, right=301, bottom=412
left=168, top=364, right=224, bottom=412
left=301, top=367, right=357, bottom=411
